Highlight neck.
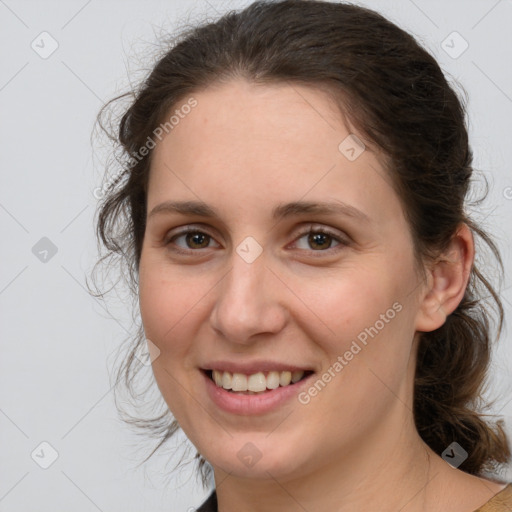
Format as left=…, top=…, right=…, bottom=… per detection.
left=212, top=400, right=440, bottom=512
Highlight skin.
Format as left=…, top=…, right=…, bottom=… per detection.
left=138, top=79, right=506, bottom=512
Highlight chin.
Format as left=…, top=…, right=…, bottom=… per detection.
left=203, top=435, right=309, bottom=480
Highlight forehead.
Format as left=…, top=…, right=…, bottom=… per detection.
left=147, top=79, right=400, bottom=226
left=153, top=79, right=356, bottom=164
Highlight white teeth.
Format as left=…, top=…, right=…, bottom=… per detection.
left=221, top=371, right=232, bottom=390
left=213, top=370, right=223, bottom=387
left=211, top=369, right=306, bottom=392
left=279, top=371, right=292, bottom=386
left=231, top=373, right=247, bottom=391
left=291, top=370, right=304, bottom=383
left=266, top=371, right=280, bottom=389
left=247, top=372, right=267, bottom=392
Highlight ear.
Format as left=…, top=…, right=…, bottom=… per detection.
left=414, top=223, right=474, bottom=333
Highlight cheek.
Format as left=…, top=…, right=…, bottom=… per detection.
left=297, top=276, right=414, bottom=438
left=302, top=267, right=394, bottom=339
left=139, top=272, right=171, bottom=341
left=300, top=257, right=415, bottom=376
left=138, top=261, right=198, bottom=357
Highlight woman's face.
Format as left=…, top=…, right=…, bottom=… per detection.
left=138, top=79, right=428, bottom=480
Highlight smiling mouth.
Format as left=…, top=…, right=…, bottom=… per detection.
left=203, top=369, right=314, bottom=395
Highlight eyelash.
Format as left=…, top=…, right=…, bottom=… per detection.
left=163, top=225, right=349, bottom=257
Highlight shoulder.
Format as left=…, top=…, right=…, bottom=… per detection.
left=473, top=483, right=512, bottom=512
left=192, top=486, right=512, bottom=512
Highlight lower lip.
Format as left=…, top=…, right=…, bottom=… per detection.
left=203, top=370, right=314, bottom=415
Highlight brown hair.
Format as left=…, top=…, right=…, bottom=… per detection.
left=91, top=0, right=510, bottom=485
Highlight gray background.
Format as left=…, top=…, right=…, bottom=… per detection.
left=1, top=0, right=511, bottom=510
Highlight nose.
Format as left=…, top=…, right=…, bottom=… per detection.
left=209, top=250, right=288, bottom=345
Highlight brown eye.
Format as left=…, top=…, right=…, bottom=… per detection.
left=165, top=228, right=220, bottom=254
left=184, top=232, right=211, bottom=249
left=307, top=232, right=333, bottom=250
left=293, top=228, right=345, bottom=252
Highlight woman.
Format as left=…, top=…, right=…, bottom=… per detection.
left=93, top=1, right=512, bottom=510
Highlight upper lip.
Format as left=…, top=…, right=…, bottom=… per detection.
left=201, top=360, right=315, bottom=375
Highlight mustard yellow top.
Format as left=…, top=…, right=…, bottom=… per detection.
left=474, top=484, right=512, bottom=512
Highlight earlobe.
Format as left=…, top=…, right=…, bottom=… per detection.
left=414, top=223, right=474, bottom=333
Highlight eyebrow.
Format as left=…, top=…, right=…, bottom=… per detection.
left=148, top=199, right=370, bottom=223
